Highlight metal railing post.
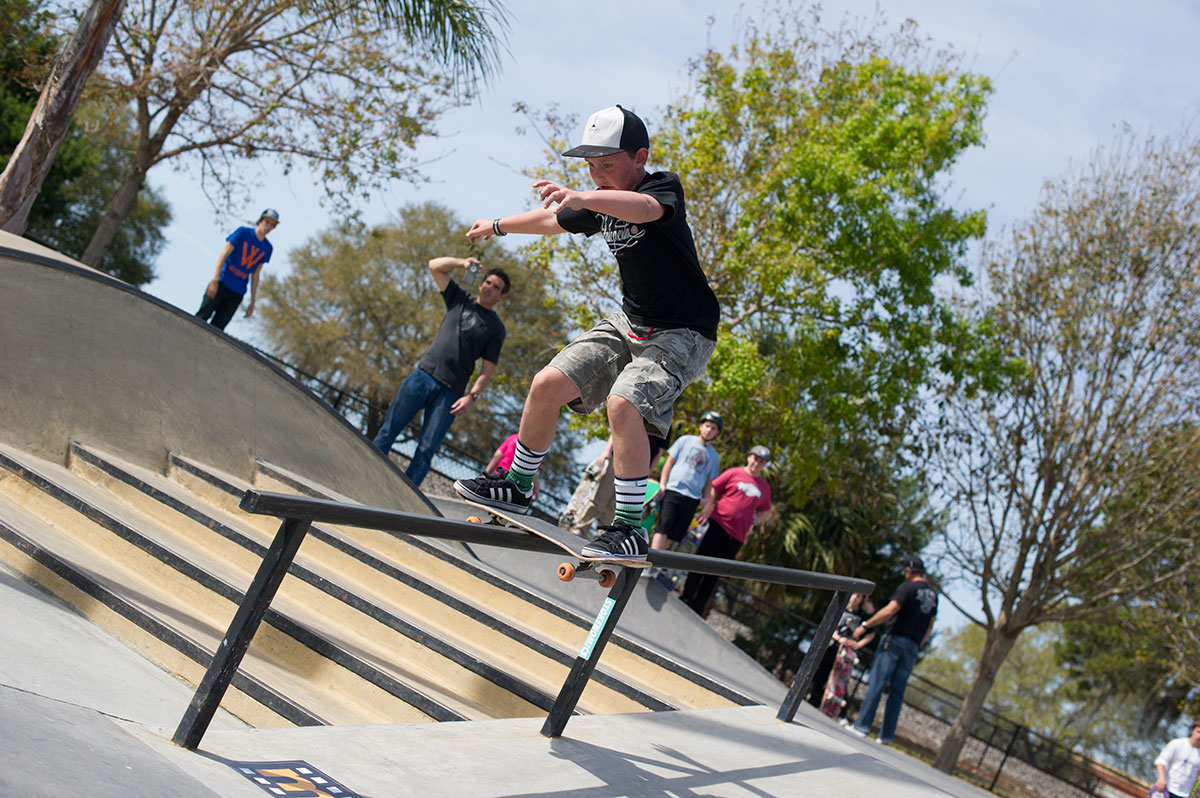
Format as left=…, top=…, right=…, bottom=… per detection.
left=777, top=590, right=848, bottom=723
left=989, top=723, right=1022, bottom=792
left=173, top=516, right=312, bottom=749
left=541, top=566, right=641, bottom=738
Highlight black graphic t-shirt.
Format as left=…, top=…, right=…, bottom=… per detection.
left=556, top=170, right=719, bottom=340
left=886, top=580, right=939, bottom=643
left=828, top=606, right=869, bottom=649
left=419, top=280, right=505, bottom=396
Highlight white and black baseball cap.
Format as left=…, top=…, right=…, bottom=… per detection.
left=562, top=105, right=650, bottom=158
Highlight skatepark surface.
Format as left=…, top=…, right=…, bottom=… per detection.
left=0, top=233, right=992, bottom=796
left=1, top=558, right=990, bottom=798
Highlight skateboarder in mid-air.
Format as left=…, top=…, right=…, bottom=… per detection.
left=454, top=104, right=719, bottom=561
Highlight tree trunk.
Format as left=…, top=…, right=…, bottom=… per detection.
left=931, top=626, right=1020, bottom=773
left=81, top=157, right=150, bottom=268
left=0, top=0, right=126, bottom=233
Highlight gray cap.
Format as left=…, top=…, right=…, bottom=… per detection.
left=749, top=445, right=770, bottom=461
left=259, top=208, right=280, bottom=223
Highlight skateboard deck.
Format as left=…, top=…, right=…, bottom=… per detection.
left=821, top=644, right=858, bottom=718
left=464, top=500, right=649, bottom=587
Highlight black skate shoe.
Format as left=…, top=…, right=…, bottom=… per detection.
left=454, top=471, right=533, bottom=514
left=581, top=519, right=649, bottom=561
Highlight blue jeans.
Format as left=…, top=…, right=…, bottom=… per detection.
left=853, top=635, right=919, bottom=743
left=373, top=368, right=457, bottom=486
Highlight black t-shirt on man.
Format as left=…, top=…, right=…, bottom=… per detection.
left=418, top=279, right=505, bottom=397
left=556, top=170, right=719, bottom=340
left=885, top=579, right=938, bottom=643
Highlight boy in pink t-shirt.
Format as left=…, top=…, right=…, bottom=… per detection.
left=486, top=433, right=519, bottom=474
left=682, top=445, right=772, bottom=614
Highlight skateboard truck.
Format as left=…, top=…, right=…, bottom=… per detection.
left=558, top=561, right=619, bottom=588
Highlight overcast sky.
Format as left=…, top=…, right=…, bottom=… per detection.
left=143, top=0, right=1200, bottom=324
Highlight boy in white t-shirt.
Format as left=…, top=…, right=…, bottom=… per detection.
left=1154, top=720, right=1200, bottom=798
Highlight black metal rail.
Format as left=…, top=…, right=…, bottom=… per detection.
left=173, top=489, right=874, bottom=749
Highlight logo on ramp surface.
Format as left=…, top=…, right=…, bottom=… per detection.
left=223, top=759, right=361, bottom=797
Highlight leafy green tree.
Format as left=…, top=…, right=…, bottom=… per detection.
left=0, top=0, right=124, bottom=233
left=75, top=0, right=510, bottom=268
left=255, top=202, right=582, bottom=494
left=922, top=622, right=1180, bottom=775
left=920, top=625, right=1094, bottom=746
left=0, top=0, right=508, bottom=244
left=927, top=129, right=1200, bottom=773
left=1053, top=423, right=1200, bottom=771
left=1, top=0, right=169, bottom=283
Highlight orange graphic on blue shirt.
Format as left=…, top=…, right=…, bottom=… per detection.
left=228, top=241, right=267, bottom=280
left=219, top=226, right=273, bottom=294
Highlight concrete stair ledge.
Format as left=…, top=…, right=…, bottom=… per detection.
left=66, top=443, right=677, bottom=715
left=165, top=448, right=750, bottom=711
left=0, top=448, right=481, bottom=723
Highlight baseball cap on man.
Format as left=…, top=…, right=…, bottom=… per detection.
left=749, top=445, right=771, bottom=461
left=562, top=105, right=650, bottom=158
left=259, top=208, right=280, bottom=223
left=900, top=554, right=925, bottom=572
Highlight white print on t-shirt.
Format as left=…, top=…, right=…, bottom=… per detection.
left=916, top=587, right=937, bottom=615
left=735, top=480, right=762, bottom=499
left=601, top=217, right=646, bottom=254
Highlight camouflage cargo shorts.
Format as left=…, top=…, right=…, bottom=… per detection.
left=548, top=311, right=715, bottom=437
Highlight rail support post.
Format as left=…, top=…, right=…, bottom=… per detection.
left=541, top=565, right=641, bottom=737
left=777, top=589, right=848, bottom=723
left=173, top=516, right=312, bottom=749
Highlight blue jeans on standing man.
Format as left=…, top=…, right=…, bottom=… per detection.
left=373, top=368, right=457, bottom=487
left=853, top=634, right=920, bottom=743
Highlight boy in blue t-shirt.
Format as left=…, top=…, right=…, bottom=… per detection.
left=650, top=411, right=722, bottom=551
left=196, top=208, right=278, bottom=330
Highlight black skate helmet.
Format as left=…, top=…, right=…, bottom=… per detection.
left=700, top=411, right=724, bottom=432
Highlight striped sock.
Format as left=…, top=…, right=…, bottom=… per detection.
left=506, top=440, right=547, bottom=492
left=613, top=475, right=648, bottom=535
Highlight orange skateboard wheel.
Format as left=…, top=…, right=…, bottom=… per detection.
left=465, top=515, right=482, bottom=523
left=597, top=569, right=617, bottom=589
left=557, top=562, right=576, bottom=582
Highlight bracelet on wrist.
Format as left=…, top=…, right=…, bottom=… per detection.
left=492, top=218, right=506, bottom=236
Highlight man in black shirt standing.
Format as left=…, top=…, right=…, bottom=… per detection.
left=455, top=105, right=718, bottom=561
left=374, top=256, right=509, bottom=487
left=850, top=554, right=938, bottom=745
